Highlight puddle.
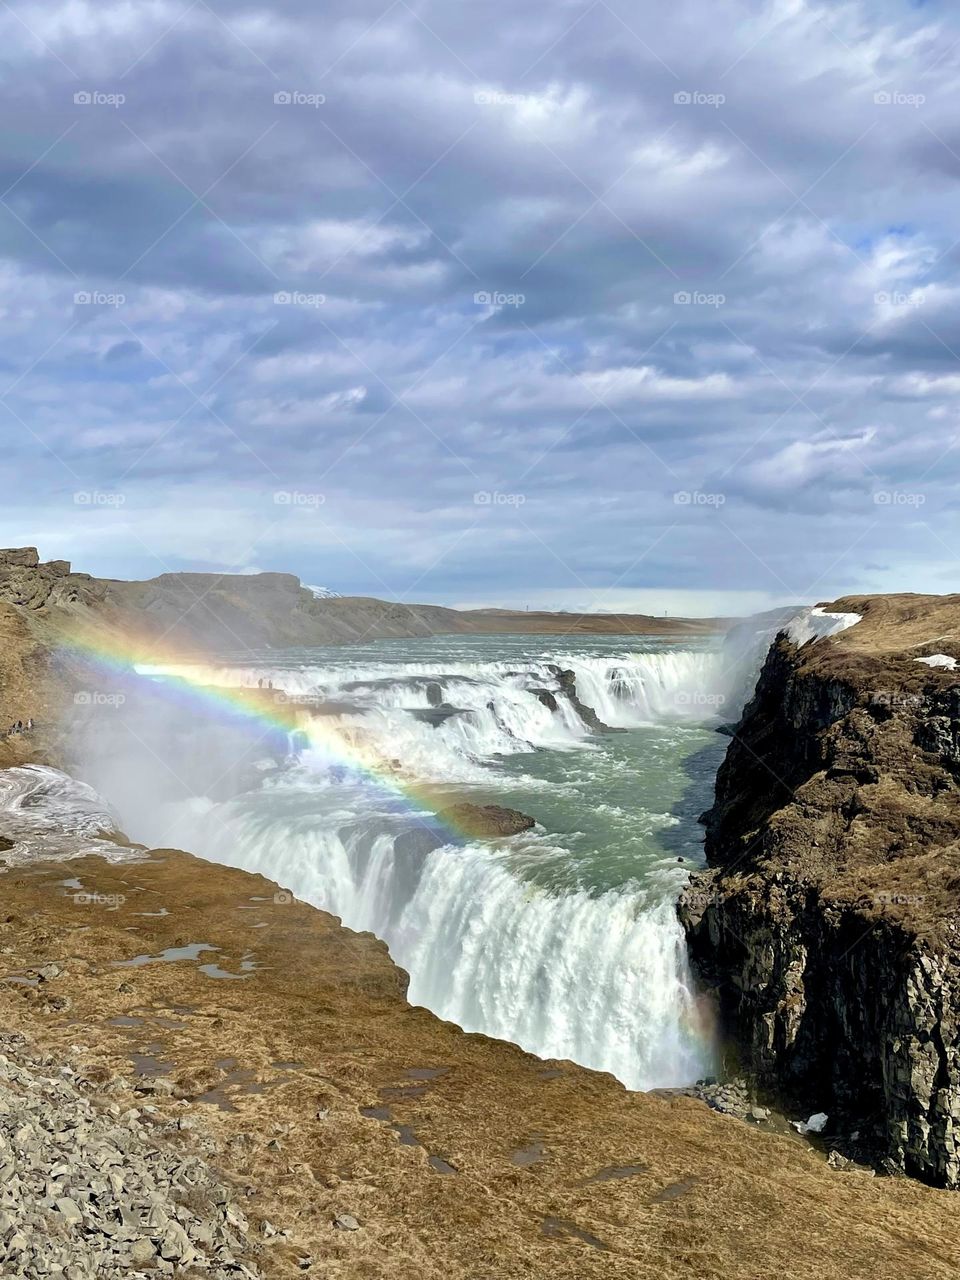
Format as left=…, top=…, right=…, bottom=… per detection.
left=251, top=922, right=270, bottom=929
left=59, top=878, right=83, bottom=891
left=135, top=908, right=170, bottom=918
left=361, top=1103, right=458, bottom=1175
left=2, top=974, right=39, bottom=988
left=652, top=1177, right=698, bottom=1203
left=538, top=1069, right=564, bottom=1081
left=114, top=943, right=216, bottom=968
left=511, top=1139, right=546, bottom=1167
left=106, top=1015, right=144, bottom=1028
left=113, top=943, right=256, bottom=980
left=380, top=1084, right=427, bottom=1102
left=131, top=1053, right=172, bottom=1077
left=404, top=1067, right=449, bottom=1081
left=361, top=1105, right=393, bottom=1123
left=197, top=962, right=248, bottom=981
left=541, top=1218, right=607, bottom=1251
left=196, top=1067, right=274, bottom=1111
left=272, top=1060, right=304, bottom=1071
left=583, top=1163, right=649, bottom=1185
left=153, top=1016, right=188, bottom=1030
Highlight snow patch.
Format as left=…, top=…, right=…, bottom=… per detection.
left=915, top=654, right=958, bottom=670
left=786, top=606, right=862, bottom=646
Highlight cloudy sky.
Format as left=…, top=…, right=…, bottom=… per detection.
left=2, top=0, right=959, bottom=614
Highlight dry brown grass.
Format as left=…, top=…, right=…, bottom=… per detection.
left=0, top=849, right=957, bottom=1280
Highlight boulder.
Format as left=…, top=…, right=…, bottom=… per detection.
left=532, top=689, right=558, bottom=713
left=0, top=548, right=38, bottom=568
left=441, top=803, right=537, bottom=839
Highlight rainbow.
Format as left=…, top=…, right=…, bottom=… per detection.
left=56, top=622, right=470, bottom=844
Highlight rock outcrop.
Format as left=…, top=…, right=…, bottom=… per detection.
left=440, top=802, right=537, bottom=839
left=0, top=548, right=103, bottom=611
left=680, top=594, right=960, bottom=1187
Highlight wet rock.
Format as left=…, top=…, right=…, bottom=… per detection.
left=532, top=689, right=558, bottom=713
left=554, top=669, right=625, bottom=733
left=440, top=803, right=536, bottom=839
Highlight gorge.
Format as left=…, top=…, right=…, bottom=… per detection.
left=1, top=551, right=960, bottom=1277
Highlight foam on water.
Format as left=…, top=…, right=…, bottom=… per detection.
left=69, top=621, right=804, bottom=1088
left=0, top=765, right=133, bottom=865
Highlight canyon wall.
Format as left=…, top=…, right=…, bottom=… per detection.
left=681, top=595, right=960, bottom=1186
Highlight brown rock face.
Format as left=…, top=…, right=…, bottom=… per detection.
left=0, top=547, right=39, bottom=567
left=440, top=803, right=537, bottom=838
left=680, top=594, right=960, bottom=1187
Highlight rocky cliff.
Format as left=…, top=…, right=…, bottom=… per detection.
left=680, top=594, right=960, bottom=1187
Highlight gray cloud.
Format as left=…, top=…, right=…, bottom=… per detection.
left=0, top=0, right=959, bottom=610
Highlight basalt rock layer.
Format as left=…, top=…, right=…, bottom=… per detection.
left=680, top=594, right=960, bottom=1187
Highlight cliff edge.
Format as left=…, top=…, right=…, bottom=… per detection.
left=680, top=594, right=960, bottom=1186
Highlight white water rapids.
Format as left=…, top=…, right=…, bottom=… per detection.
left=61, top=628, right=785, bottom=1090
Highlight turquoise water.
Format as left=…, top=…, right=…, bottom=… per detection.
left=92, top=630, right=740, bottom=1087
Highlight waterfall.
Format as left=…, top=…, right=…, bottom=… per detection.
left=158, top=790, right=712, bottom=1090
left=81, top=636, right=781, bottom=1089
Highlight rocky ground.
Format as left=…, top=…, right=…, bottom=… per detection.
left=1, top=848, right=960, bottom=1279
left=0, top=1031, right=264, bottom=1278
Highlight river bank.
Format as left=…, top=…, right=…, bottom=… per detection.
left=3, top=841, right=960, bottom=1279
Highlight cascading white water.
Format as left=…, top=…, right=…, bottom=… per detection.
left=93, top=634, right=780, bottom=1089
left=0, top=764, right=130, bottom=865
left=148, top=789, right=709, bottom=1089
left=562, top=651, right=734, bottom=727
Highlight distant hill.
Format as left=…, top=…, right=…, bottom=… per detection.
left=0, top=547, right=727, bottom=656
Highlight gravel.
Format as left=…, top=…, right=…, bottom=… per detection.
left=0, top=1032, right=264, bottom=1278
